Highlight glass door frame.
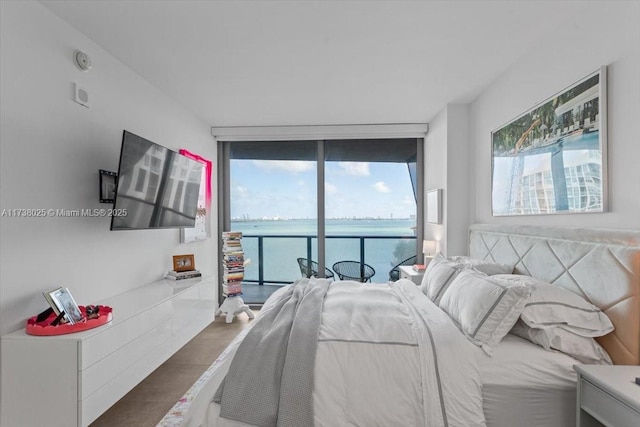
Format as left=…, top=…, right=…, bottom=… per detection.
left=216, top=124, right=427, bottom=304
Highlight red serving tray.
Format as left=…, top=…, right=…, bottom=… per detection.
left=26, top=305, right=113, bottom=336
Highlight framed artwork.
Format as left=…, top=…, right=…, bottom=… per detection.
left=491, top=67, right=607, bottom=216
left=179, top=149, right=212, bottom=243
left=426, top=189, right=442, bottom=224
left=99, top=170, right=117, bottom=203
left=173, top=254, right=195, bottom=272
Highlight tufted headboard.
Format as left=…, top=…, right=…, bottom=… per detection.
left=469, top=224, right=640, bottom=365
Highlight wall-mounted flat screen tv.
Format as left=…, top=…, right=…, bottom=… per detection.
left=110, top=131, right=203, bottom=230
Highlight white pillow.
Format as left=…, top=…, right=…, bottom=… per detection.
left=448, top=256, right=514, bottom=275
left=510, top=319, right=612, bottom=365
left=492, top=274, right=614, bottom=337
left=439, top=269, right=531, bottom=354
left=419, top=253, right=464, bottom=304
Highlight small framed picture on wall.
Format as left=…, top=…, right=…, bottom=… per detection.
left=426, top=189, right=442, bottom=224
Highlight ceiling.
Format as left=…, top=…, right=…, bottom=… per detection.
left=41, top=1, right=581, bottom=127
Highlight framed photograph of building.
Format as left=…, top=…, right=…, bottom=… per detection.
left=491, top=67, right=607, bottom=216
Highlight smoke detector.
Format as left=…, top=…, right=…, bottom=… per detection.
left=74, top=50, right=92, bottom=72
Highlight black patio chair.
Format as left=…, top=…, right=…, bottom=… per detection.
left=388, top=255, right=417, bottom=281
left=332, top=261, right=376, bottom=283
left=297, top=257, right=335, bottom=280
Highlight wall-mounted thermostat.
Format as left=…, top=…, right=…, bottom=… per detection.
left=73, top=82, right=89, bottom=108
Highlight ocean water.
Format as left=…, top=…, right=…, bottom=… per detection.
left=231, top=219, right=417, bottom=284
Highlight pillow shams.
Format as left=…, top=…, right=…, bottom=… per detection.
left=439, top=269, right=530, bottom=353
left=492, top=274, right=614, bottom=337
left=510, top=320, right=612, bottom=365
left=419, top=253, right=463, bottom=304
left=419, top=254, right=514, bottom=303
left=448, top=256, right=514, bottom=275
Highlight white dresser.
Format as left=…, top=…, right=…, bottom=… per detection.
left=1, top=276, right=216, bottom=427
left=574, top=364, right=640, bottom=427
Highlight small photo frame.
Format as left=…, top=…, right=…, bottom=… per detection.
left=99, top=169, right=117, bottom=203
left=426, top=188, right=442, bottom=224
left=46, top=287, right=84, bottom=325
left=173, top=254, right=195, bottom=272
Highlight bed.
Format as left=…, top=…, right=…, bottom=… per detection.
left=159, top=224, right=640, bottom=427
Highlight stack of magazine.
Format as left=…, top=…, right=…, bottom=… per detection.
left=165, top=269, right=202, bottom=280
left=412, top=264, right=427, bottom=272
left=43, top=287, right=84, bottom=325
left=222, top=231, right=244, bottom=296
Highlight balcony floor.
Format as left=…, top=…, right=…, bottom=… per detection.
left=240, top=283, right=285, bottom=305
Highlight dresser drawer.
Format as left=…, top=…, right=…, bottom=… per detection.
left=80, top=300, right=172, bottom=369
left=80, top=319, right=172, bottom=399
left=581, top=378, right=640, bottom=427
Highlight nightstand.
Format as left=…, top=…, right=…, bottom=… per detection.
left=399, top=265, right=425, bottom=285
left=574, top=364, right=640, bottom=427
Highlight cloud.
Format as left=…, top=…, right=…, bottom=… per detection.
left=235, top=185, right=248, bottom=197
left=339, top=162, right=369, bottom=176
left=372, top=181, right=391, bottom=193
left=252, top=160, right=314, bottom=173
left=325, top=182, right=337, bottom=195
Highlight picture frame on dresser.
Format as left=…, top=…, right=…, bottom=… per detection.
left=491, top=66, right=607, bottom=217
left=173, top=254, right=195, bottom=272
left=45, top=287, right=84, bottom=324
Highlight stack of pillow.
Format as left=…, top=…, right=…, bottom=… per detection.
left=418, top=253, right=613, bottom=364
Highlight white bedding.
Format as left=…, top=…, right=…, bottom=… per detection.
left=479, top=334, right=578, bottom=427
left=203, top=283, right=580, bottom=427
left=208, top=279, right=486, bottom=427
left=179, top=315, right=580, bottom=427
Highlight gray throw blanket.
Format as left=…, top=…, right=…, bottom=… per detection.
left=213, top=277, right=331, bottom=427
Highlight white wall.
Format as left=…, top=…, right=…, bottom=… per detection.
left=444, top=104, right=470, bottom=255
left=0, top=0, right=218, bottom=342
left=469, top=1, right=640, bottom=230
left=424, top=104, right=470, bottom=256
left=424, top=108, right=447, bottom=252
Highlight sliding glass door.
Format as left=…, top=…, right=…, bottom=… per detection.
left=324, top=139, right=419, bottom=284
left=219, top=138, right=422, bottom=304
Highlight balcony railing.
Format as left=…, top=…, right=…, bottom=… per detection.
left=239, top=234, right=417, bottom=286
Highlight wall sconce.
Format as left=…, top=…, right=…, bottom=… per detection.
left=423, top=240, right=437, bottom=258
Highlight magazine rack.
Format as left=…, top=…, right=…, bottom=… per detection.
left=25, top=305, right=113, bottom=336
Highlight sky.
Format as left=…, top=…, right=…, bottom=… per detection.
left=230, top=160, right=416, bottom=219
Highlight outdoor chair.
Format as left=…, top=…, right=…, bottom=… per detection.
left=332, top=260, right=376, bottom=283
left=297, top=257, right=335, bottom=280
left=388, top=255, right=417, bottom=281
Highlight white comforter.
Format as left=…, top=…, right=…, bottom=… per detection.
left=209, top=279, right=486, bottom=427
